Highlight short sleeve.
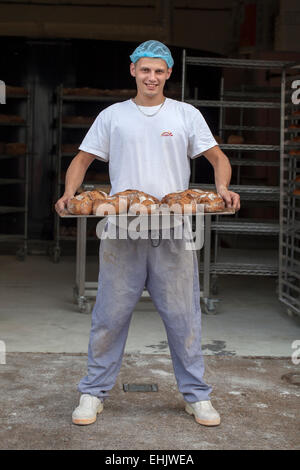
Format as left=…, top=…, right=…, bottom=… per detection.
left=79, top=110, right=110, bottom=162
left=187, top=107, right=218, bottom=159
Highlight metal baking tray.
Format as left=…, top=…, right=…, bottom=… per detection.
left=59, top=208, right=236, bottom=218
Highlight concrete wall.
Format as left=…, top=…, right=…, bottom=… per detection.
left=0, top=0, right=235, bottom=55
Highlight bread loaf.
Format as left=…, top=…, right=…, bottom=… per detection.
left=227, top=135, right=244, bottom=145
left=213, top=135, right=223, bottom=144
left=62, top=116, right=95, bottom=125
left=161, top=189, right=225, bottom=213
left=93, top=196, right=128, bottom=216
left=67, top=193, right=93, bottom=215
left=0, top=114, right=25, bottom=123
left=6, top=86, right=27, bottom=96
left=128, top=193, right=160, bottom=215
left=5, top=143, right=27, bottom=155
left=67, top=190, right=108, bottom=215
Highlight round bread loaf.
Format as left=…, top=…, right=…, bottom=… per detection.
left=227, top=135, right=244, bottom=145
left=67, top=193, right=93, bottom=215
left=128, top=194, right=160, bottom=215
left=161, top=189, right=225, bottom=213
left=88, top=190, right=108, bottom=201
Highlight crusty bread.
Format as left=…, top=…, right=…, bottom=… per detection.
left=227, top=134, right=244, bottom=145
left=67, top=190, right=108, bottom=215
left=161, top=189, right=225, bottom=213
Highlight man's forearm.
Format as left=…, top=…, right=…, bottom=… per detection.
left=64, top=151, right=94, bottom=196
left=202, top=146, right=232, bottom=192
left=213, top=152, right=232, bottom=192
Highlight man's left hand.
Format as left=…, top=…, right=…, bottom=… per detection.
left=217, top=186, right=240, bottom=211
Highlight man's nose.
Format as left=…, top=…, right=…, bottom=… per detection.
left=149, top=71, right=156, bottom=81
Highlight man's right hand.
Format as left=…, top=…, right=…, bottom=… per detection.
left=54, top=193, right=74, bottom=216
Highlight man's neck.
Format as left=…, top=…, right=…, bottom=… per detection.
left=134, top=93, right=166, bottom=107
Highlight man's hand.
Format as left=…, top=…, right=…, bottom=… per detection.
left=217, top=185, right=240, bottom=211
left=54, top=193, right=73, bottom=216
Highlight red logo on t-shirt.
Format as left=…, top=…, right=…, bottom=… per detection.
left=161, top=131, right=173, bottom=136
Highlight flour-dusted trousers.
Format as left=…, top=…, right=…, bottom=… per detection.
left=78, top=226, right=212, bottom=403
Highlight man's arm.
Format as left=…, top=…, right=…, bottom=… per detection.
left=202, top=145, right=240, bottom=210
left=54, top=150, right=96, bottom=215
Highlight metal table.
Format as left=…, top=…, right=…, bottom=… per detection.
left=61, top=209, right=235, bottom=314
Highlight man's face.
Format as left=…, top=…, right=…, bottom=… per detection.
left=130, top=57, right=172, bottom=98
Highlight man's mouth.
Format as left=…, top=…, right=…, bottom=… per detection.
left=145, top=83, right=158, bottom=90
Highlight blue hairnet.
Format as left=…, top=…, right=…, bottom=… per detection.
left=130, top=40, right=174, bottom=68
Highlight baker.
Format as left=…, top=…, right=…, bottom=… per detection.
left=55, top=40, right=240, bottom=427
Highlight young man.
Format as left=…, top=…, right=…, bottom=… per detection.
left=55, top=40, right=240, bottom=427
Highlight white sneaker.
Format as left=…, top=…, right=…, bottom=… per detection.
left=72, top=394, right=104, bottom=425
left=185, top=400, right=221, bottom=426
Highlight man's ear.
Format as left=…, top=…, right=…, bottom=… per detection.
left=166, top=67, right=172, bottom=80
left=130, top=62, right=136, bottom=77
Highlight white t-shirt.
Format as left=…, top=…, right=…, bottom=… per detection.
left=79, top=97, right=217, bottom=199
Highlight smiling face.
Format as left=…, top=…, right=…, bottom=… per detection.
left=130, top=57, right=172, bottom=104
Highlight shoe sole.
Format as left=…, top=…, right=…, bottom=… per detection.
left=185, top=404, right=221, bottom=426
left=72, top=404, right=103, bottom=426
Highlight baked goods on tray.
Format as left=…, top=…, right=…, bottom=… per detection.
left=93, top=195, right=128, bottom=216
left=93, top=189, right=159, bottom=216
left=64, top=188, right=227, bottom=215
left=160, top=189, right=225, bottom=213
left=67, top=190, right=108, bottom=215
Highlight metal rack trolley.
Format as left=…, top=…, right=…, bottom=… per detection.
left=61, top=209, right=235, bottom=314
left=182, top=53, right=293, bottom=306
left=279, top=62, right=300, bottom=317
left=52, top=85, right=132, bottom=263
left=0, top=86, right=32, bottom=260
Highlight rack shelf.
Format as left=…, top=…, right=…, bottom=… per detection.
left=280, top=64, right=300, bottom=316
left=0, top=85, right=32, bottom=260
left=52, top=84, right=113, bottom=262
left=185, top=99, right=280, bottom=109
left=182, top=52, right=289, bottom=312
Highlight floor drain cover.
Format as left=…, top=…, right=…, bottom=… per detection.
left=281, top=372, right=300, bottom=386
left=123, top=383, right=158, bottom=392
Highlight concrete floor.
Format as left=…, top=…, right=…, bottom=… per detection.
left=0, top=254, right=299, bottom=356
left=0, top=353, right=299, bottom=450
left=0, top=254, right=300, bottom=450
